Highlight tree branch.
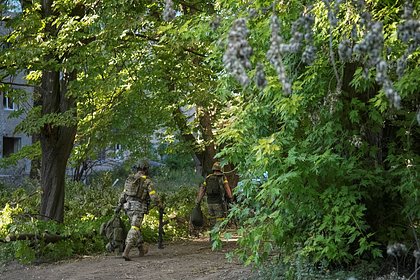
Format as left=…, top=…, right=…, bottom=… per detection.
left=178, top=0, right=204, bottom=13
left=133, top=33, right=207, bottom=57
left=0, top=81, right=36, bottom=88
left=1, top=233, right=67, bottom=243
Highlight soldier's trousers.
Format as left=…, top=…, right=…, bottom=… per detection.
left=207, top=203, right=227, bottom=229
left=124, top=206, right=146, bottom=248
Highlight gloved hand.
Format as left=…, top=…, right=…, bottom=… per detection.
left=114, top=206, right=121, bottom=215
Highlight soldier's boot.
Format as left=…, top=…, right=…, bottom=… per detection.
left=122, top=244, right=133, bottom=261
left=138, top=243, right=149, bottom=257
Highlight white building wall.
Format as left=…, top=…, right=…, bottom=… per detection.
left=1, top=8, right=33, bottom=182
left=0, top=74, right=33, bottom=180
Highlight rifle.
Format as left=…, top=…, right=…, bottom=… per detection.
left=158, top=204, right=169, bottom=249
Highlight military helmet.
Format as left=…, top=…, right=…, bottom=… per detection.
left=138, top=160, right=149, bottom=170
left=212, top=162, right=222, bottom=171
left=133, top=160, right=150, bottom=172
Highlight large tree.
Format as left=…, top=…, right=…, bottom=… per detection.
left=0, top=0, right=134, bottom=221
left=1, top=0, right=235, bottom=221
left=0, top=0, right=76, bottom=221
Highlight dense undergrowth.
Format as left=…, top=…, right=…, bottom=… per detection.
left=211, top=0, right=420, bottom=278
left=0, top=166, right=200, bottom=265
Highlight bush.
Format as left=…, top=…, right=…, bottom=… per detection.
left=154, top=165, right=203, bottom=192
left=0, top=167, right=202, bottom=265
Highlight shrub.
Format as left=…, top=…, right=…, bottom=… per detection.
left=0, top=168, right=202, bottom=264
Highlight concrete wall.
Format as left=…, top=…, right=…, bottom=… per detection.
left=0, top=74, right=33, bottom=182
left=1, top=14, right=33, bottom=183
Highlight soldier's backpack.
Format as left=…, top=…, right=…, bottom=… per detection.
left=100, top=215, right=127, bottom=253
left=124, top=174, right=150, bottom=203
left=205, top=174, right=225, bottom=204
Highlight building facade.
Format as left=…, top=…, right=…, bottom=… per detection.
left=0, top=75, right=33, bottom=182
left=0, top=2, right=32, bottom=183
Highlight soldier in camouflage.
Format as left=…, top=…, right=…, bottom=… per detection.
left=195, top=162, right=233, bottom=230
left=115, top=161, right=161, bottom=261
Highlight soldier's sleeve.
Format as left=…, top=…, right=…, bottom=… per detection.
left=118, top=191, right=127, bottom=205
left=146, top=179, right=160, bottom=206
left=115, top=191, right=126, bottom=213
left=195, top=181, right=206, bottom=204
left=223, top=175, right=233, bottom=200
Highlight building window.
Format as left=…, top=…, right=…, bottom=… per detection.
left=3, top=96, right=18, bottom=110
left=2, top=137, right=21, bottom=157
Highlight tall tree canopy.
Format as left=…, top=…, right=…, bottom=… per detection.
left=1, top=0, right=227, bottom=221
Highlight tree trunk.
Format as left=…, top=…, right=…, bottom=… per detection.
left=198, top=108, right=239, bottom=187
left=38, top=0, right=78, bottom=223
left=1, top=233, right=68, bottom=243
left=40, top=136, right=72, bottom=222
left=198, top=108, right=216, bottom=176
left=172, top=105, right=240, bottom=183
left=30, top=88, right=42, bottom=180
left=173, top=107, right=217, bottom=177
left=39, top=71, right=76, bottom=222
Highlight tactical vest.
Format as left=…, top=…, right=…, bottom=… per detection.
left=124, top=174, right=149, bottom=202
left=206, top=174, right=225, bottom=204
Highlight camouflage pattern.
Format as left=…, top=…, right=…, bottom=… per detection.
left=117, top=171, right=159, bottom=255
left=195, top=167, right=232, bottom=229
left=124, top=206, right=145, bottom=249
left=207, top=203, right=228, bottom=228
left=136, top=160, right=150, bottom=170
left=204, top=174, right=225, bottom=204
left=100, top=215, right=126, bottom=253
left=123, top=173, right=148, bottom=198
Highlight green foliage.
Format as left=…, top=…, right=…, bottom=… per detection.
left=1, top=0, right=419, bottom=277
left=0, top=167, right=200, bottom=264
left=254, top=255, right=381, bottom=280
left=154, top=165, right=203, bottom=192
left=0, top=143, right=41, bottom=168
left=139, top=186, right=197, bottom=243
left=213, top=0, right=420, bottom=275
left=0, top=180, right=112, bottom=264
left=164, top=186, right=199, bottom=237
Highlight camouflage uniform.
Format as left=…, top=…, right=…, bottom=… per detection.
left=204, top=174, right=230, bottom=228
left=196, top=162, right=233, bottom=229
left=115, top=169, right=159, bottom=261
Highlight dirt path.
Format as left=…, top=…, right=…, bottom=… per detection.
left=0, top=238, right=255, bottom=280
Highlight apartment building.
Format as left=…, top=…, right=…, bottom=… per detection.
left=1, top=2, right=32, bottom=182
left=0, top=76, right=33, bottom=181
